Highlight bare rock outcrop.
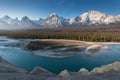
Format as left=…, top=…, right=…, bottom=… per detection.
left=91, top=62, right=120, bottom=74
left=77, top=62, right=120, bottom=75
left=29, top=66, right=53, bottom=75
left=79, top=68, right=89, bottom=75
left=58, top=69, right=70, bottom=78
left=0, top=57, right=55, bottom=80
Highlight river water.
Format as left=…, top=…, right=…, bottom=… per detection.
left=0, top=37, right=120, bottom=74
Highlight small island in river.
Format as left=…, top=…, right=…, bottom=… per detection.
left=17, top=39, right=117, bottom=58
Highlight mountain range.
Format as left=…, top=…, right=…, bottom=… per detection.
left=0, top=10, right=120, bottom=30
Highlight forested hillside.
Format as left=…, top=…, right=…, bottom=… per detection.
left=0, top=27, right=120, bottom=42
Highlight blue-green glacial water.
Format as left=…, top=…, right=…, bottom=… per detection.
left=0, top=37, right=120, bottom=74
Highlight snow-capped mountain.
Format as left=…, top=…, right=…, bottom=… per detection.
left=0, top=10, right=120, bottom=30
left=80, top=11, right=109, bottom=24
left=42, top=13, right=69, bottom=28
left=21, top=16, right=35, bottom=26
left=0, top=15, right=20, bottom=25
left=70, top=11, right=120, bottom=25
left=33, top=18, right=44, bottom=25
left=20, top=16, right=44, bottom=28
left=69, top=16, right=81, bottom=25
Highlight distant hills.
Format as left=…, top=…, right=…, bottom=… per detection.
left=0, top=11, right=120, bottom=30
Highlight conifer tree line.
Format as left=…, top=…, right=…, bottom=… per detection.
left=0, top=27, right=120, bottom=42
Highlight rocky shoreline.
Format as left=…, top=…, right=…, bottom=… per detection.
left=0, top=56, right=120, bottom=80
left=0, top=57, right=55, bottom=80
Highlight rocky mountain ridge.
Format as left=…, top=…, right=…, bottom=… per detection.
left=0, top=11, right=120, bottom=29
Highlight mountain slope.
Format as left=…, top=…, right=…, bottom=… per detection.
left=42, top=13, right=69, bottom=28
left=0, top=11, right=120, bottom=30
left=70, top=11, right=120, bottom=26
left=0, top=15, right=20, bottom=25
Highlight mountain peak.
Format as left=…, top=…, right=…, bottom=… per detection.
left=15, top=17, right=19, bottom=20
left=21, top=16, right=33, bottom=25
left=48, top=13, right=58, bottom=18
left=39, top=18, right=43, bottom=21
left=22, top=16, right=29, bottom=20
left=2, top=15, right=11, bottom=19
left=80, top=10, right=105, bottom=17
left=0, top=10, right=120, bottom=30
left=21, top=16, right=31, bottom=22
left=79, top=10, right=112, bottom=24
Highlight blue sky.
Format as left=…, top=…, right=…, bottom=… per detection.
left=0, top=0, right=120, bottom=20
